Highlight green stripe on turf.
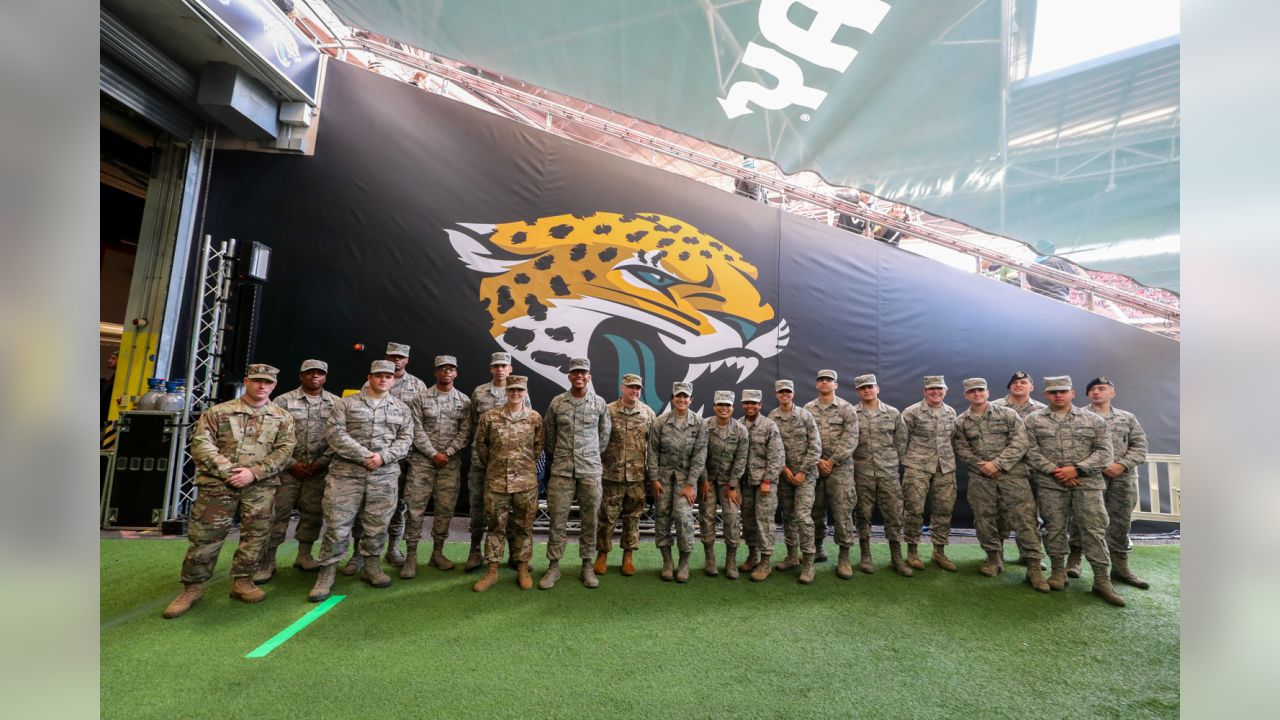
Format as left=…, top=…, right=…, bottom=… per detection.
left=245, top=595, right=345, bottom=658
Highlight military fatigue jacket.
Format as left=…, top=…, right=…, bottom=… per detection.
left=274, top=387, right=339, bottom=466
left=952, top=404, right=1031, bottom=477
left=742, top=415, right=785, bottom=486
left=647, top=411, right=708, bottom=488
left=900, top=401, right=958, bottom=473
left=474, top=407, right=544, bottom=493
left=544, top=390, right=611, bottom=476
left=853, top=401, right=907, bottom=475
left=326, top=391, right=414, bottom=478
left=1089, top=405, right=1148, bottom=480
left=704, top=417, right=749, bottom=489
left=410, top=385, right=472, bottom=459
left=992, top=396, right=1047, bottom=420
left=803, top=396, right=859, bottom=467
left=767, top=406, right=822, bottom=474
left=601, top=399, right=656, bottom=484
left=469, top=381, right=531, bottom=462
left=1024, top=405, right=1114, bottom=490
left=191, top=397, right=296, bottom=486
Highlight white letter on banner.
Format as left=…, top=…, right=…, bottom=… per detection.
left=758, top=0, right=891, bottom=72
left=717, top=42, right=829, bottom=119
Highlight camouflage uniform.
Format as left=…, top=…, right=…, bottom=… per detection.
left=316, top=390, right=414, bottom=565
left=768, top=406, right=822, bottom=554
left=852, top=400, right=908, bottom=542
left=1024, top=405, right=1114, bottom=567
left=597, top=399, right=655, bottom=554
left=467, top=381, right=532, bottom=538
left=992, top=396, right=1048, bottom=419
left=741, top=414, right=785, bottom=557
left=1071, top=406, right=1148, bottom=557
left=953, top=404, right=1040, bottom=560
left=543, top=390, right=611, bottom=561
left=804, top=397, right=859, bottom=550
left=268, top=387, right=339, bottom=551
left=900, top=400, right=958, bottom=545
left=992, top=394, right=1049, bottom=533
left=473, top=406, right=544, bottom=564
left=181, top=397, right=296, bottom=583
left=700, top=417, right=749, bottom=549
left=404, top=386, right=472, bottom=544
left=648, top=411, right=708, bottom=553
left=355, top=371, right=428, bottom=543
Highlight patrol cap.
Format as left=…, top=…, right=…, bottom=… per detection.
left=853, top=374, right=877, bottom=389
left=507, top=375, right=529, bottom=390
left=775, top=379, right=794, bottom=392
left=300, top=359, right=328, bottom=373
left=962, top=378, right=988, bottom=392
left=435, top=355, right=457, bottom=368
left=1086, top=377, right=1114, bottom=392
left=1007, top=370, right=1031, bottom=388
left=568, top=357, right=591, bottom=372
left=1043, top=375, right=1073, bottom=392
left=742, top=389, right=763, bottom=403
left=386, top=342, right=410, bottom=357
left=816, top=369, right=838, bottom=381
left=714, top=390, right=734, bottom=405
left=370, top=360, right=396, bottom=375
left=621, top=373, right=644, bottom=387
left=672, top=382, right=692, bottom=397
left=246, top=363, right=279, bottom=381
left=924, top=375, right=947, bottom=389
left=490, top=352, right=512, bottom=366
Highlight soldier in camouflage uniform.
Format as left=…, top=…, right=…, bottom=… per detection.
left=769, top=379, right=823, bottom=584
left=541, top=357, right=611, bottom=589
left=464, top=352, right=532, bottom=572
left=992, top=370, right=1048, bottom=567
left=594, top=374, right=655, bottom=578
left=308, top=360, right=415, bottom=602
left=255, top=359, right=338, bottom=584
left=1072, top=377, right=1150, bottom=589
left=1024, top=376, right=1125, bottom=606
left=900, top=376, right=959, bottom=572
left=804, top=370, right=860, bottom=579
left=648, top=382, right=708, bottom=583
left=163, top=364, right=296, bottom=619
left=401, top=355, right=473, bottom=579
left=952, top=378, right=1048, bottom=592
left=851, top=374, right=913, bottom=577
left=738, top=389, right=785, bottom=582
left=471, top=375, right=543, bottom=592
left=700, top=390, right=749, bottom=578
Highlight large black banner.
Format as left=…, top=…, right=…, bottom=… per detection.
left=205, top=61, right=1179, bottom=527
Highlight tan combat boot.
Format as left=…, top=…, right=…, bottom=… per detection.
left=516, top=562, right=533, bottom=590
left=932, top=544, right=957, bottom=572
left=858, top=539, right=875, bottom=574
left=538, top=560, right=561, bottom=590
left=814, top=542, right=828, bottom=563
left=308, top=564, right=337, bottom=602
left=797, top=553, right=816, bottom=585
left=472, top=563, right=500, bottom=592
left=620, top=550, right=637, bottom=576
left=361, top=557, right=392, bottom=588
left=775, top=545, right=801, bottom=571
left=581, top=560, right=599, bottom=589
left=341, top=548, right=363, bottom=576
left=385, top=534, right=406, bottom=567
left=724, top=546, right=739, bottom=580
left=750, top=554, right=774, bottom=582
left=739, top=548, right=759, bottom=574
left=464, top=534, right=484, bottom=573
left=1026, top=562, right=1050, bottom=593
left=1065, top=548, right=1083, bottom=578
left=889, top=541, right=913, bottom=577
left=162, top=583, right=203, bottom=619
left=659, top=546, right=674, bottom=581
left=675, top=550, right=691, bottom=583
left=703, top=543, right=718, bottom=577
left=836, top=546, right=853, bottom=579
left=294, top=542, right=320, bottom=571
left=400, top=543, right=418, bottom=579
left=429, top=542, right=455, bottom=571
left=593, top=551, right=608, bottom=576
left=1048, top=557, right=1068, bottom=591
left=229, top=576, right=266, bottom=603
left=979, top=550, right=1002, bottom=577
left=1110, top=552, right=1150, bottom=589
left=906, top=543, right=925, bottom=571
left=252, top=551, right=277, bottom=584
left=1090, top=562, right=1126, bottom=607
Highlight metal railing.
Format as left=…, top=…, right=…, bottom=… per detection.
left=1133, top=453, right=1180, bottom=523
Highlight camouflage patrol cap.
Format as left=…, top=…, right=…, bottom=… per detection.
left=386, top=342, right=410, bottom=357
left=816, top=369, right=838, bottom=381
left=924, top=375, right=947, bottom=389
left=490, top=352, right=512, bottom=366
left=621, top=373, right=644, bottom=387
left=741, top=389, right=763, bottom=402
left=435, top=355, right=457, bottom=368
left=246, top=363, right=279, bottom=381
left=1043, top=375, right=1072, bottom=392
left=714, top=390, right=734, bottom=405
left=1086, top=377, right=1114, bottom=392
left=672, top=382, right=692, bottom=397
left=853, top=374, right=877, bottom=388
left=569, top=357, right=591, bottom=372
left=962, top=378, right=988, bottom=391
left=300, top=359, right=328, bottom=373
left=1007, top=370, right=1031, bottom=388
left=370, top=360, right=396, bottom=375
left=507, top=375, right=529, bottom=390
left=775, top=379, right=794, bottom=392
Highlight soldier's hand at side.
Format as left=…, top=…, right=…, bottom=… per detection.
left=364, top=453, right=385, bottom=470
left=701, top=482, right=713, bottom=502
left=727, top=487, right=741, bottom=507
left=782, top=467, right=796, bottom=485
left=761, top=480, right=771, bottom=495
left=681, top=484, right=697, bottom=506
left=309, top=460, right=326, bottom=474
left=1102, top=463, right=1124, bottom=478
left=817, top=459, right=833, bottom=476
left=287, top=462, right=311, bottom=479
left=432, top=452, right=449, bottom=468
left=652, top=480, right=664, bottom=499
left=227, top=468, right=255, bottom=488
left=792, top=471, right=807, bottom=486
left=979, top=461, right=1000, bottom=477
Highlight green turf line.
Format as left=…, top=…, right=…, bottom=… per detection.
left=245, top=595, right=345, bottom=658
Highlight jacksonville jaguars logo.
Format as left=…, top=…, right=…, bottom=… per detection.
left=448, top=212, right=789, bottom=408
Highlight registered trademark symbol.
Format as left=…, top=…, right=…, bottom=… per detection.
left=800, top=113, right=811, bottom=121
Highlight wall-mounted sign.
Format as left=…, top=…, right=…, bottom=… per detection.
left=194, top=0, right=320, bottom=103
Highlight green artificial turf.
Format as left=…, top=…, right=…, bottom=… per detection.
left=101, top=539, right=1179, bottom=719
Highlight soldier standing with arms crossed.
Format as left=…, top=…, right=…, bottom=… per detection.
left=700, top=390, right=749, bottom=578
left=738, top=389, right=785, bottom=582
left=648, top=382, right=708, bottom=583
left=769, top=379, right=823, bottom=585
left=804, top=370, right=860, bottom=579
left=851, top=374, right=913, bottom=577
left=900, top=376, right=959, bottom=572
left=594, top=374, right=655, bottom=577
left=465, top=352, right=532, bottom=572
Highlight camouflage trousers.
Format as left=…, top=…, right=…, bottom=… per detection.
left=316, top=471, right=400, bottom=566
left=812, top=463, right=857, bottom=548
left=779, top=470, right=817, bottom=555
left=484, top=488, right=537, bottom=565
left=546, top=471, right=602, bottom=561
left=180, top=481, right=277, bottom=583
left=266, top=471, right=326, bottom=551
left=854, top=468, right=905, bottom=542
left=741, top=483, right=779, bottom=557
left=902, top=467, right=956, bottom=545
left=597, top=481, right=646, bottom=553
left=698, top=484, right=743, bottom=549
left=1038, top=481, right=1109, bottom=567
left=404, top=454, right=463, bottom=544
left=350, top=463, right=407, bottom=542
left=653, top=478, right=697, bottom=553
left=997, top=460, right=1042, bottom=539
left=1069, top=473, right=1137, bottom=557
left=466, top=463, right=487, bottom=537
left=967, top=473, right=1040, bottom=559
